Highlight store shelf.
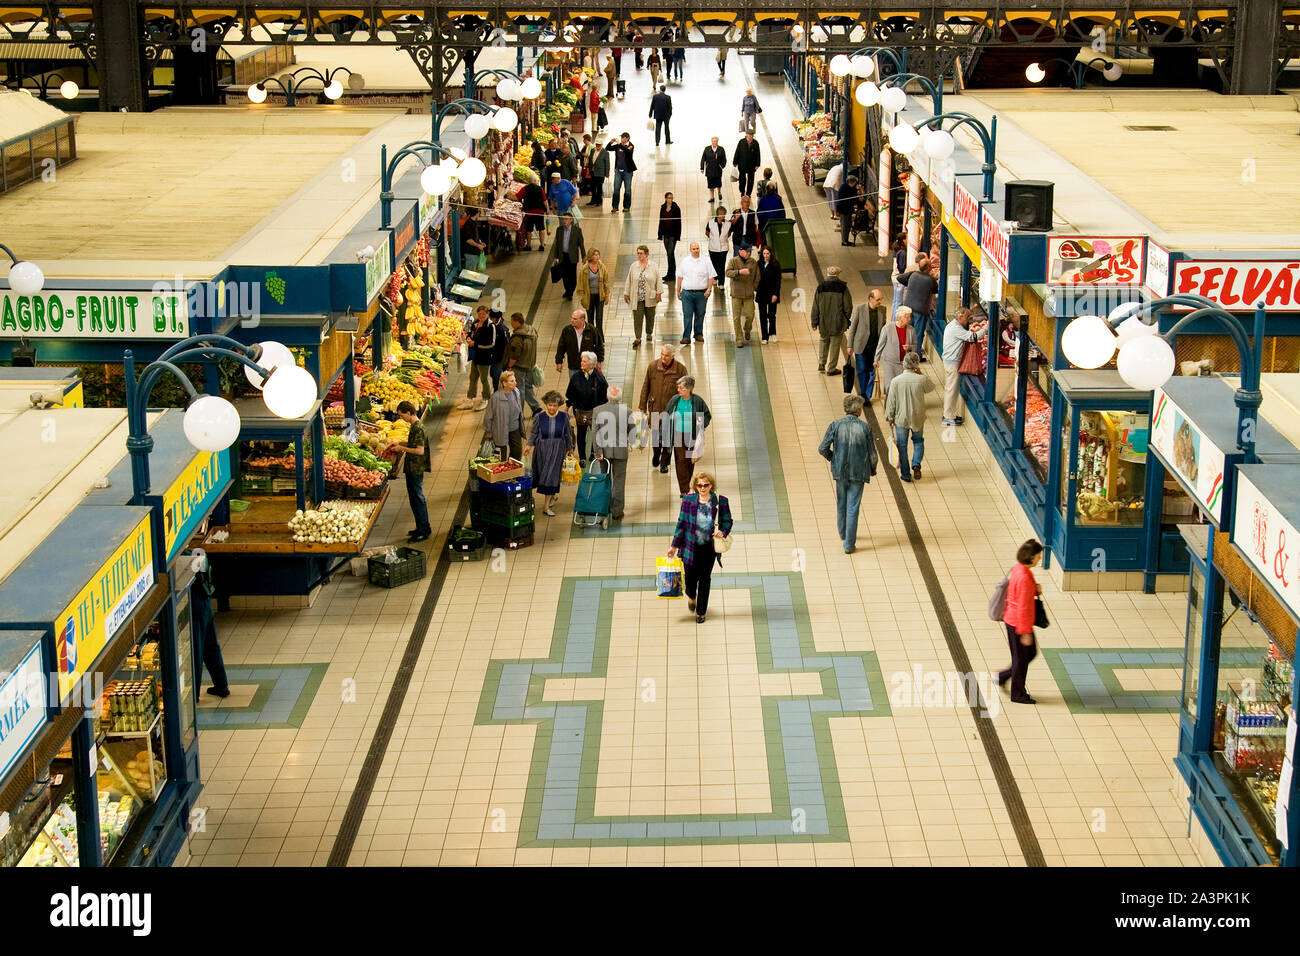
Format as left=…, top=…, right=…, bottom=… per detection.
left=198, top=488, right=388, bottom=556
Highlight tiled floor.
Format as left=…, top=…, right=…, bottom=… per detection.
left=186, top=54, right=1209, bottom=867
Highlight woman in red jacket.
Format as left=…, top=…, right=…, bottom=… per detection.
left=998, top=539, right=1043, bottom=704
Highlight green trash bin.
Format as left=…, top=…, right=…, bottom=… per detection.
left=763, top=219, right=797, bottom=276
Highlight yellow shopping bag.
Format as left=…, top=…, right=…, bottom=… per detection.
left=561, top=454, right=582, bottom=484
left=655, top=557, right=684, bottom=598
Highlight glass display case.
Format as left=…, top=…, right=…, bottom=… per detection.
left=1072, top=410, right=1147, bottom=526
left=6, top=760, right=75, bottom=867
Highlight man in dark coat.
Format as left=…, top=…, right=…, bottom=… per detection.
left=606, top=132, right=637, bottom=212
left=549, top=212, right=586, bottom=299
left=733, top=130, right=761, bottom=197
left=555, top=308, right=606, bottom=374
left=648, top=85, right=673, bottom=145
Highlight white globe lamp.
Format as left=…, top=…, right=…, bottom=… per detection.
left=244, top=340, right=295, bottom=389
left=463, top=113, right=491, bottom=139
left=183, top=395, right=241, bottom=452
left=1117, top=335, right=1176, bottom=390
left=447, top=145, right=468, bottom=162
left=855, top=82, right=881, bottom=107
left=323, top=79, right=344, bottom=100
left=420, top=163, right=452, bottom=196
left=59, top=80, right=79, bottom=100
left=6, top=259, right=44, bottom=296
left=1115, top=315, right=1159, bottom=347
left=1060, top=314, right=1117, bottom=369
left=1103, top=64, right=1123, bottom=82
left=456, top=156, right=487, bottom=187
left=879, top=86, right=907, bottom=113
left=888, top=122, right=919, bottom=153
left=262, top=364, right=318, bottom=419
left=829, top=54, right=852, bottom=78
left=924, top=128, right=955, bottom=159
left=1025, top=63, right=1046, bottom=83
left=247, top=84, right=268, bottom=104
left=495, top=78, right=520, bottom=100
left=849, top=55, right=875, bottom=78
left=520, top=76, right=542, bottom=99
left=492, top=106, right=518, bottom=132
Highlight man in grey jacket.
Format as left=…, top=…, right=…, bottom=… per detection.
left=845, top=288, right=887, bottom=402
left=592, top=384, right=635, bottom=520
left=818, top=394, right=878, bottom=554
left=884, top=351, right=935, bottom=482
left=810, top=265, right=853, bottom=375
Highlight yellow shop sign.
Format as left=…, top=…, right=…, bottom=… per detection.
left=55, top=515, right=154, bottom=703
left=162, top=449, right=231, bottom=563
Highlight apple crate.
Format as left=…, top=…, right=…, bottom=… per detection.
left=476, top=457, right=525, bottom=483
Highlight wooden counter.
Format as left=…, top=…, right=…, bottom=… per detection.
left=197, top=487, right=388, bottom=556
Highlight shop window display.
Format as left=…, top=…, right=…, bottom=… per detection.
left=1072, top=410, right=1147, bottom=526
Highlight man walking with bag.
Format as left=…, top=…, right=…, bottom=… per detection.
left=549, top=212, right=586, bottom=300
left=733, top=130, right=761, bottom=198
left=818, top=394, right=877, bottom=554
left=649, top=85, right=673, bottom=145
left=592, top=384, right=634, bottom=521
left=639, top=345, right=688, bottom=474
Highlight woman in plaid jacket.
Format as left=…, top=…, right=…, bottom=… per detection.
left=667, top=471, right=733, bottom=624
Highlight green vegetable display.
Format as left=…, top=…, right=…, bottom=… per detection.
left=325, top=435, right=393, bottom=473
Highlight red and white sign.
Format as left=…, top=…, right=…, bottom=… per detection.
left=952, top=181, right=980, bottom=242
left=1235, top=471, right=1300, bottom=621
left=1047, top=236, right=1144, bottom=286
left=1172, top=260, right=1300, bottom=312
left=980, top=206, right=1009, bottom=277
left=1144, top=239, right=1170, bottom=298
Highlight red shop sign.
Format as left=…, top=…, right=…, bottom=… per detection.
left=980, top=205, right=1008, bottom=277
left=952, top=181, right=980, bottom=241
left=1171, top=259, right=1300, bottom=312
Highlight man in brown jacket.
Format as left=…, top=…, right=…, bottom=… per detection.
left=504, top=312, right=540, bottom=415
left=724, top=243, right=759, bottom=347
left=638, top=344, right=687, bottom=473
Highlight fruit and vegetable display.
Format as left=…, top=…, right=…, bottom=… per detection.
left=288, top=502, right=374, bottom=544
left=361, top=371, right=423, bottom=411
left=322, top=456, right=386, bottom=488
left=325, top=435, right=392, bottom=473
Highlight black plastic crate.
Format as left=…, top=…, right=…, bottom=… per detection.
left=475, top=508, right=535, bottom=530
left=473, top=489, right=534, bottom=517
left=446, top=542, right=487, bottom=562
left=367, top=547, right=427, bottom=588
left=487, top=532, right=533, bottom=550
left=448, top=527, right=485, bottom=552
left=484, top=522, right=535, bottom=545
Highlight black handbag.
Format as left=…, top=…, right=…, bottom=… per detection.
left=842, top=362, right=855, bottom=394
left=549, top=263, right=563, bottom=284
left=1034, top=596, right=1050, bottom=629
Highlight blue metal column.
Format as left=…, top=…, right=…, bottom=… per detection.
left=1193, top=528, right=1224, bottom=755
left=73, top=715, right=103, bottom=865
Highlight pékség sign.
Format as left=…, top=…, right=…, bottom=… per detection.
left=1171, top=260, right=1300, bottom=312
left=0, top=289, right=189, bottom=339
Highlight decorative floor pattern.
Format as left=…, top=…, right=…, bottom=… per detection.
left=196, top=664, right=329, bottom=729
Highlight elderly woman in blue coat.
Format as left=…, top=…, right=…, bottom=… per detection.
left=667, top=470, right=732, bottom=624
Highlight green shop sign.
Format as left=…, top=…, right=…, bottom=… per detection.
left=0, top=290, right=190, bottom=340
left=363, top=242, right=392, bottom=304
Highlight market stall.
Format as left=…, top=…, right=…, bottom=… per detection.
left=795, top=111, right=842, bottom=188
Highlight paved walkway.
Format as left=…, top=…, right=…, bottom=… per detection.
left=188, top=52, right=1208, bottom=867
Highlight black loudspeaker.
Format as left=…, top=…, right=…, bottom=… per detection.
left=1005, top=180, right=1054, bottom=232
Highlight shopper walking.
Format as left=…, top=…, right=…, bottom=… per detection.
left=837, top=175, right=862, bottom=246
left=676, top=242, right=715, bottom=344
left=740, top=88, right=762, bottom=134
left=504, top=312, right=541, bottom=415
left=603, top=53, right=618, bottom=98
left=566, top=351, right=608, bottom=466
left=818, top=394, right=878, bottom=553
left=592, top=384, right=634, bottom=521
left=733, top=130, right=761, bottom=197
left=488, top=308, right=508, bottom=391
left=667, top=471, right=732, bottom=623
left=873, top=306, right=916, bottom=399
left=633, top=31, right=644, bottom=70
left=649, top=84, right=673, bottom=145
left=558, top=140, right=580, bottom=184
left=724, top=243, right=758, bottom=347
left=482, top=370, right=524, bottom=463
left=715, top=46, right=726, bottom=77
left=889, top=234, right=908, bottom=316
left=575, top=248, right=612, bottom=334
left=755, top=167, right=775, bottom=198
left=942, top=307, right=987, bottom=426
left=640, top=345, right=688, bottom=474
left=586, top=137, right=609, bottom=205
left=903, top=259, right=940, bottom=361
left=548, top=171, right=578, bottom=217
left=606, top=132, right=637, bottom=213
left=700, top=136, right=727, bottom=204
left=386, top=401, right=430, bottom=541
left=755, top=245, right=782, bottom=344
left=460, top=205, right=487, bottom=268
left=884, top=351, right=934, bottom=482
left=705, top=205, right=730, bottom=280
left=998, top=539, right=1045, bottom=704
left=729, top=194, right=760, bottom=255
left=549, top=211, right=586, bottom=299
left=672, top=45, right=686, bottom=82
left=587, top=87, right=602, bottom=136
left=457, top=308, right=497, bottom=410
left=811, top=265, right=853, bottom=375
left=663, top=375, right=712, bottom=495
left=846, top=288, right=886, bottom=402
left=521, top=179, right=549, bottom=249
left=647, top=50, right=662, bottom=86
left=756, top=182, right=786, bottom=235
left=658, top=192, right=682, bottom=282
left=624, top=244, right=663, bottom=348
left=525, top=391, right=576, bottom=517
left=555, top=308, right=605, bottom=374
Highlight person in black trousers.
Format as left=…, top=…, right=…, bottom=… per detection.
left=733, top=130, right=761, bottom=197
left=837, top=175, right=862, bottom=246
left=658, top=192, right=682, bottom=283
left=755, top=245, right=782, bottom=344
left=549, top=212, right=586, bottom=299
left=700, top=136, right=726, bottom=205
left=648, top=85, right=673, bottom=145
left=192, top=564, right=230, bottom=698
left=730, top=194, right=760, bottom=256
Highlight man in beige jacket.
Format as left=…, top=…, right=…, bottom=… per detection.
left=724, top=243, right=759, bottom=347
left=884, top=351, right=934, bottom=482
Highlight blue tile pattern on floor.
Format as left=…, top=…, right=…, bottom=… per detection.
left=197, top=663, right=328, bottom=729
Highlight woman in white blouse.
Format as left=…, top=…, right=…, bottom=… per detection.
left=704, top=205, right=731, bottom=280
left=623, top=244, right=663, bottom=349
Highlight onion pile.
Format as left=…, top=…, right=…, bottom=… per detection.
left=288, top=505, right=370, bottom=544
